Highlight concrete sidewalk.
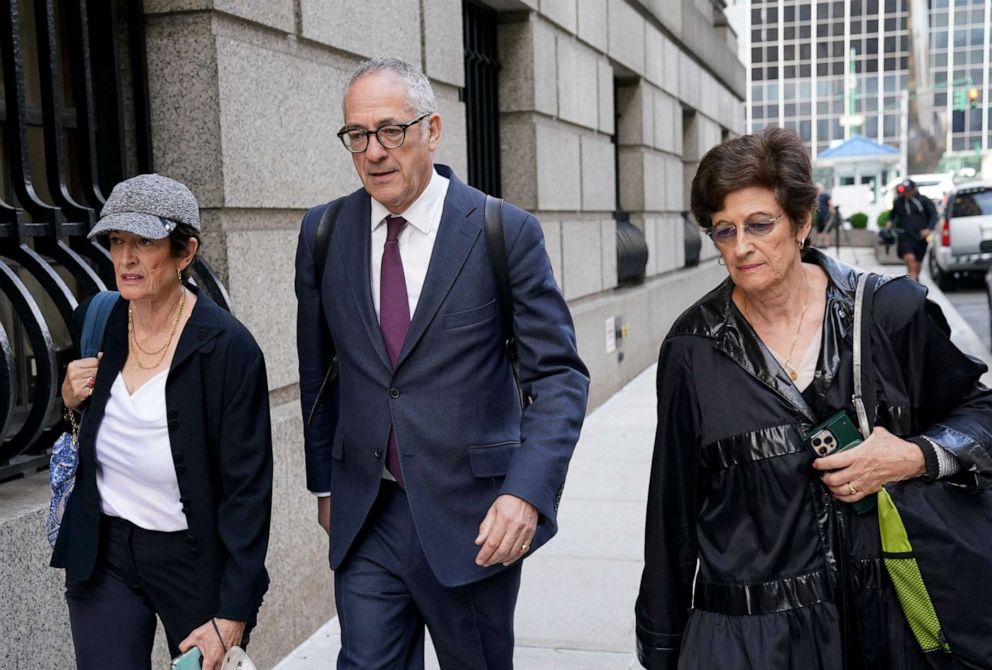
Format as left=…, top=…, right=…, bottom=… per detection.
left=275, top=248, right=992, bottom=670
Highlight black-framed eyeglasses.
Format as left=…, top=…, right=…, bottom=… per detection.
left=708, top=214, right=783, bottom=246
left=336, top=113, right=431, bottom=153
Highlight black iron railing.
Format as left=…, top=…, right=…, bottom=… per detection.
left=0, top=0, right=228, bottom=481
left=463, top=0, right=501, bottom=197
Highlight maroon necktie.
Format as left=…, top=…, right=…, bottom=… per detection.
left=380, top=216, right=409, bottom=487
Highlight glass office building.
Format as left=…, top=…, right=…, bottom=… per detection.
left=743, top=0, right=990, bottom=163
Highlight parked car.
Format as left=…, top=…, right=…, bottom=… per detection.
left=927, top=182, right=992, bottom=291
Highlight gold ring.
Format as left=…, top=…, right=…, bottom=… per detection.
left=847, top=482, right=857, bottom=496
left=521, top=543, right=530, bottom=553
left=86, top=386, right=93, bottom=397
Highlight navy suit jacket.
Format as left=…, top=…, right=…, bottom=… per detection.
left=295, top=165, right=589, bottom=587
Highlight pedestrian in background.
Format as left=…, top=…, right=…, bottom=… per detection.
left=51, top=175, right=273, bottom=670
left=814, top=182, right=831, bottom=247
left=295, top=58, right=589, bottom=669
left=635, top=128, right=992, bottom=669
left=887, top=178, right=937, bottom=281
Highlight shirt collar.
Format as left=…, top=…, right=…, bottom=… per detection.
left=370, top=168, right=444, bottom=235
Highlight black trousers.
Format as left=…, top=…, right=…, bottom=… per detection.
left=65, top=514, right=247, bottom=669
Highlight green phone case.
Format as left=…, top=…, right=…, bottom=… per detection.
left=171, top=647, right=202, bottom=670
left=805, top=411, right=877, bottom=513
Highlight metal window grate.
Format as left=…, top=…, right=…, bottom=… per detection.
left=0, top=0, right=227, bottom=481
left=463, top=0, right=501, bottom=197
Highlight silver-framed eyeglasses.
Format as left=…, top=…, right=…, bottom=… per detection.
left=336, top=113, right=431, bottom=153
left=709, top=214, right=783, bottom=246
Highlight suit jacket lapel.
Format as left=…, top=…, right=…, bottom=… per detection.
left=395, top=181, right=481, bottom=368
left=334, top=193, right=392, bottom=371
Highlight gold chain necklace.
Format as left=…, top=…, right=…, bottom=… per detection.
left=128, top=286, right=186, bottom=370
left=744, top=267, right=810, bottom=381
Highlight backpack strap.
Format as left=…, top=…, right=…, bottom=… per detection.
left=80, top=291, right=119, bottom=358
left=314, top=197, right=346, bottom=288
left=484, top=195, right=529, bottom=408
left=306, top=197, right=345, bottom=425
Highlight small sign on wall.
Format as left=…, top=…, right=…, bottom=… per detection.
left=605, top=316, right=616, bottom=354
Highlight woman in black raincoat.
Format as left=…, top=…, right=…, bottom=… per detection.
left=635, top=128, right=992, bottom=670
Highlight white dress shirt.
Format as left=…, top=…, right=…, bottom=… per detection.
left=314, top=168, right=450, bottom=495
left=369, top=168, right=450, bottom=320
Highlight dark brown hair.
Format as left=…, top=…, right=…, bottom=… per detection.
left=169, top=224, right=200, bottom=282
left=690, top=127, right=818, bottom=234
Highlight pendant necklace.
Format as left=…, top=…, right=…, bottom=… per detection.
left=744, top=267, right=810, bottom=382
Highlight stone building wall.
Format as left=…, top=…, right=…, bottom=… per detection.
left=0, top=1, right=744, bottom=668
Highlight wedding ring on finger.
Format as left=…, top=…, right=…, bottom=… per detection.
left=521, top=543, right=530, bottom=553
left=86, top=386, right=93, bottom=397
left=846, top=482, right=858, bottom=496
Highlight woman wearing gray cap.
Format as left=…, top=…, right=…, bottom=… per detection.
left=50, top=174, right=273, bottom=670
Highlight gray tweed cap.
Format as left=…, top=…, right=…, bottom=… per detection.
left=88, top=174, right=200, bottom=240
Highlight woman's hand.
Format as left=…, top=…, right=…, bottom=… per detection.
left=813, top=426, right=927, bottom=502
left=177, top=618, right=245, bottom=670
left=61, top=353, right=102, bottom=410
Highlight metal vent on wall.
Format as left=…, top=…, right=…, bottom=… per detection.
left=615, top=211, right=648, bottom=284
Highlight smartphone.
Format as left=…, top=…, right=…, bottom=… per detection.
left=171, top=647, right=202, bottom=670
left=806, top=411, right=863, bottom=457
left=805, top=411, right=877, bottom=513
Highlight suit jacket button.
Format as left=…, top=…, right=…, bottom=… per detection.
left=168, top=421, right=178, bottom=431
left=168, top=409, right=178, bottom=420
left=175, top=464, right=187, bottom=475
left=185, top=534, right=197, bottom=545
left=389, top=388, right=400, bottom=399
left=197, top=328, right=207, bottom=341
left=373, top=448, right=383, bottom=458
left=174, top=453, right=185, bottom=465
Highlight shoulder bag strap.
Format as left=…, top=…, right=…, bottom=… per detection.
left=484, top=195, right=528, bottom=408
left=852, top=273, right=878, bottom=439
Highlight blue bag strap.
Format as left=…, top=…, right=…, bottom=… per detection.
left=80, top=291, right=119, bottom=358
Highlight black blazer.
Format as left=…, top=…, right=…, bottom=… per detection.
left=50, top=287, right=273, bottom=623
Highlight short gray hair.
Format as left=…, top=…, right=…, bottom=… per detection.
left=343, top=58, right=437, bottom=118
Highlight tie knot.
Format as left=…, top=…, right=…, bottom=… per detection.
left=385, top=216, right=406, bottom=242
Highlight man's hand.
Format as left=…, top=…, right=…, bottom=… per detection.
left=474, top=494, right=538, bottom=567
left=317, top=496, right=331, bottom=535
left=920, top=228, right=930, bottom=239
left=813, top=426, right=927, bottom=502
left=177, top=617, right=244, bottom=670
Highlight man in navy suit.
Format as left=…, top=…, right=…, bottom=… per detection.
left=295, top=57, right=589, bottom=669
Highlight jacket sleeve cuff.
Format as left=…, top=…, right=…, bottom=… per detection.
left=635, top=624, right=681, bottom=670
left=907, top=436, right=940, bottom=480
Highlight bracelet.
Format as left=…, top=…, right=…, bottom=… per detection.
left=211, top=618, right=229, bottom=654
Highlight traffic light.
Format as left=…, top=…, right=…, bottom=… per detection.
left=967, top=87, right=980, bottom=108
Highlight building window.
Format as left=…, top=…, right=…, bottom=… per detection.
left=462, top=0, right=501, bottom=197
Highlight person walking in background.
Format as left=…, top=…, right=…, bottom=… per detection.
left=295, top=58, right=589, bottom=670
left=635, top=128, right=992, bottom=669
left=814, top=183, right=831, bottom=247
left=52, top=175, right=273, bottom=670
left=887, top=178, right=937, bottom=281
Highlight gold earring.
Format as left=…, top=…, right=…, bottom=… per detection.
left=178, top=266, right=183, bottom=283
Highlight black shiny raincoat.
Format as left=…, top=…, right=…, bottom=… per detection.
left=636, top=250, right=992, bottom=670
